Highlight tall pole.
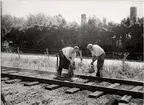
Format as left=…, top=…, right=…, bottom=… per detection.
left=0, top=1, right=2, bottom=36
left=46, top=48, right=49, bottom=58
left=17, top=47, right=20, bottom=59
left=0, top=0, right=2, bottom=65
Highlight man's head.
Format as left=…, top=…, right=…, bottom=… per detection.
left=73, top=46, right=79, bottom=52
left=87, top=44, right=93, bottom=50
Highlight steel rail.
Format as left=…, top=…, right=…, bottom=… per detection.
left=1, top=66, right=144, bottom=86
left=1, top=72, right=143, bottom=99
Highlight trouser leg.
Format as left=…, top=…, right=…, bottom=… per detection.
left=57, top=51, right=64, bottom=77
left=68, top=62, right=75, bottom=77
left=96, top=53, right=105, bottom=77
left=96, top=69, right=101, bottom=77
left=96, top=61, right=104, bottom=77
left=57, top=67, right=62, bottom=77
left=68, top=68, right=74, bottom=77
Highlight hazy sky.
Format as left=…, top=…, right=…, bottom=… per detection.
left=1, top=0, right=144, bottom=23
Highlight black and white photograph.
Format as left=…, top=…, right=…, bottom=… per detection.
left=1, top=0, right=144, bottom=105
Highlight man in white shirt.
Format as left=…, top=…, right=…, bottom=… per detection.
left=57, top=46, right=82, bottom=78
left=87, top=44, right=105, bottom=77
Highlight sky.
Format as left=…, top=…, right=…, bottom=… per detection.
left=1, top=0, right=144, bottom=24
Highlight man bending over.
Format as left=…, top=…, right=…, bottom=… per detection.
left=87, top=44, right=105, bottom=77
left=57, top=46, right=82, bottom=78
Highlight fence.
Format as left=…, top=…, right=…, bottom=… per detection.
left=1, top=47, right=143, bottom=61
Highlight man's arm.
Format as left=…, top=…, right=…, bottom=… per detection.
left=63, top=51, right=72, bottom=63
left=66, top=55, right=72, bottom=63
left=91, top=56, right=98, bottom=65
left=65, top=56, right=74, bottom=65
left=68, top=51, right=75, bottom=65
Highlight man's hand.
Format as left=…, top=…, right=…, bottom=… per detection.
left=69, top=57, right=73, bottom=64
left=90, top=62, right=94, bottom=65
left=70, top=60, right=75, bottom=65
left=80, top=58, right=83, bottom=62
left=70, top=61, right=73, bottom=65
left=69, top=61, right=76, bottom=70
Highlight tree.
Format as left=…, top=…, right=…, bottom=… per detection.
left=26, top=13, right=53, bottom=26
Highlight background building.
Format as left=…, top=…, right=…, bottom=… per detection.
left=81, top=14, right=87, bottom=26
left=130, top=7, right=137, bottom=23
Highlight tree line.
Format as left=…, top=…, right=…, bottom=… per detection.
left=1, top=13, right=143, bottom=60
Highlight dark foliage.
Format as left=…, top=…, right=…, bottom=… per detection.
left=1, top=14, right=143, bottom=60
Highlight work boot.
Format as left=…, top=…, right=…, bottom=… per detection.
left=68, top=68, right=74, bottom=78
left=56, top=69, right=62, bottom=78
left=56, top=73, right=61, bottom=78
left=96, top=70, right=103, bottom=77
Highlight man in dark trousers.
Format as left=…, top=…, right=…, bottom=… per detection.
left=87, top=44, right=105, bottom=77
left=57, top=46, right=82, bottom=78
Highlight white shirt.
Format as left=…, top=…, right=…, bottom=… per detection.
left=62, top=47, right=76, bottom=62
left=91, top=45, right=104, bottom=57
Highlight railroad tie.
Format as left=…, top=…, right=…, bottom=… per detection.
left=30, top=73, right=41, bottom=77
left=2, top=68, right=8, bottom=70
left=23, top=81, right=39, bottom=86
left=105, top=97, right=118, bottom=105
left=18, top=72, right=33, bottom=76
left=71, top=77, right=89, bottom=83
left=119, top=95, right=132, bottom=103
left=119, top=86, right=143, bottom=103
left=100, top=83, right=120, bottom=104
left=10, top=72, right=20, bottom=75
left=107, top=83, right=120, bottom=88
left=89, top=91, right=103, bottom=98
left=1, top=77, right=9, bottom=81
left=1, top=71, right=8, bottom=73
left=85, top=82, right=95, bottom=85
left=45, top=84, right=60, bottom=90
left=7, top=71, right=18, bottom=73
left=65, top=88, right=80, bottom=94
left=2, top=70, right=17, bottom=74
left=92, top=83, right=120, bottom=103
left=130, top=86, right=143, bottom=91
left=5, top=79, right=21, bottom=84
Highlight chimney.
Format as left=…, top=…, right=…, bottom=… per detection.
left=130, top=7, right=137, bottom=23
left=81, top=14, right=86, bottom=25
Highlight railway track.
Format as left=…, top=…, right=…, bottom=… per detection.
left=1, top=66, right=144, bottom=105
